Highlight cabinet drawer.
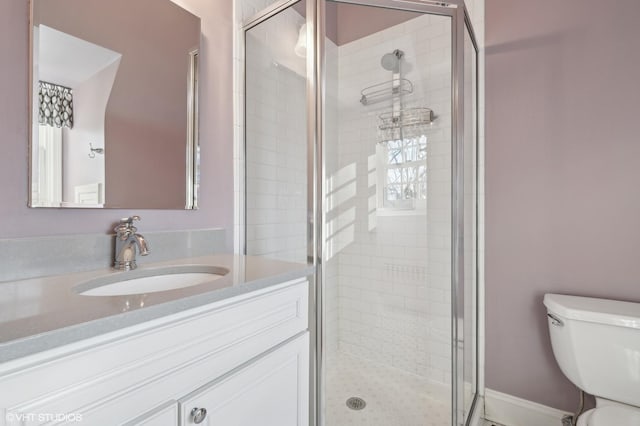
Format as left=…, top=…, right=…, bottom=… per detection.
left=0, top=279, right=308, bottom=426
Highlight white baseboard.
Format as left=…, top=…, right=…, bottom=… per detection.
left=484, top=389, right=570, bottom=426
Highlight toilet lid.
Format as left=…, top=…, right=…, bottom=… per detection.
left=587, top=406, right=640, bottom=426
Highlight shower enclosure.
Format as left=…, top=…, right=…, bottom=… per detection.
left=242, top=0, right=479, bottom=425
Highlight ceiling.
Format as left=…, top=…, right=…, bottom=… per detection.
left=37, top=25, right=121, bottom=89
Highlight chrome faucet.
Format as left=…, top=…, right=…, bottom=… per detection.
left=114, top=216, right=149, bottom=271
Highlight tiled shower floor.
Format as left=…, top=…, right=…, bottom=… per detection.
left=325, top=352, right=451, bottom=426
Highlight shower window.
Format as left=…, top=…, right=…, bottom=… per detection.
left=377, top=134, right=427, bottom=213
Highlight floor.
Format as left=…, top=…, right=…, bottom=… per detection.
left=325, top=351, right=451, bottom=426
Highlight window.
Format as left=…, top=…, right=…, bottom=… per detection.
left=376, top=135, right=427, bottom=214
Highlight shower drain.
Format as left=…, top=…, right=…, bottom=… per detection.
left=346, top=397, right=367, bottom=411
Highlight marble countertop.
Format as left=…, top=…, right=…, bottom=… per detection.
left=0, top=254, right=314, bottom=363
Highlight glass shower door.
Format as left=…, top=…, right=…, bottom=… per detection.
left=322, top=1, right=455, bottom=421
left=244, top=0, right=310, bottom=264
left=319, top=1, right=479, bottom=425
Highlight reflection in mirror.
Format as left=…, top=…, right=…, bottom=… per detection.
left=29, top=0, right=200, bottom=209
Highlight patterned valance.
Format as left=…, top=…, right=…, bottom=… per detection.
left=38, top=81, right=73, bottom=129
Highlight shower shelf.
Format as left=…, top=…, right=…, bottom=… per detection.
left=360, top=78, right=413, bottom=106
left=378, top=107, right=435, bottom=130
left=378, top=107, right=436, bottom=141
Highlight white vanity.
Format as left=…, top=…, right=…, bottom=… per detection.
left=0, top=255, right=313, bottom=426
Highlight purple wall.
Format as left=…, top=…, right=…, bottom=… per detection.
left=335, top=3, right=417, bottom=46
left=293, top=1, right=416, bottom=46
left=0, top=0, right=233, bottom=247
left=486, top=0, right=640, bottom=411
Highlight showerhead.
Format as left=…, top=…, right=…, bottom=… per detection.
left=381, top=49, right=404, bottom=72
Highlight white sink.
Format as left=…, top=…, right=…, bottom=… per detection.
left=75, top=265, right=229, bottom=296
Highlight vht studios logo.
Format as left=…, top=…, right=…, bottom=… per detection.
left=5, top=412, right=83, bottom=423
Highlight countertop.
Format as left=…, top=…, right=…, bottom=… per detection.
left=0, top=254, right=314, bottom=364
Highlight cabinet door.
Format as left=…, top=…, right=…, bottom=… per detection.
left=180, top=332, right=309, bottom=426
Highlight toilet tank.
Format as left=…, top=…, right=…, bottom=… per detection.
left=544, top=294, right=640, bottom=408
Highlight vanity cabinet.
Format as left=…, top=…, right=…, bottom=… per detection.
left=0, top=278, right=309, bottom=426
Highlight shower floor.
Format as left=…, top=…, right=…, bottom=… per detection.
left=325, top=351, right=451, bottom=426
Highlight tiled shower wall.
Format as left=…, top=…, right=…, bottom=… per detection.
left=329, top=14, right=453, bottom=384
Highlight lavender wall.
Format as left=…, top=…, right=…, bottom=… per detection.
left=486, top=0, right=640, bottom=411
left=335, top=3, right=416, bottom=46
left=0, top=0, right=233, bottom=246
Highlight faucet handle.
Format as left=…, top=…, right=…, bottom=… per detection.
left=120, top=215, right=141, bottom=225
left=115, top=216, right=141, bottom=234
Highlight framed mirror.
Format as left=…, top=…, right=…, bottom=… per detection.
left=29, top=0, right=200, bottom=209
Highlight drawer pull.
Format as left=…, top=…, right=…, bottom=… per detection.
left=191, top=407, right=207, bottom=424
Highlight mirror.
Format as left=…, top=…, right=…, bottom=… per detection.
left=29, top=0, right=200, bottom=209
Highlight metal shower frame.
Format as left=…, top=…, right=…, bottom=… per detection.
left=241, top=0, right=480, bottom=424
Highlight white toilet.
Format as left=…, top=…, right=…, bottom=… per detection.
left=544, top=294, right=640, bottom=426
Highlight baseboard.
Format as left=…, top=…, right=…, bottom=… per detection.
left=484, top=389, right=570, bottom=426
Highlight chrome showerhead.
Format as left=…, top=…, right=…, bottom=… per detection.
left=381, top=49, right=404, bottom=72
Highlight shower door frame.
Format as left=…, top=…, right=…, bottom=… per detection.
left=241, top=0, right=480, bottom=424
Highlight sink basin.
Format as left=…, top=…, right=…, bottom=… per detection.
left=75, top=265, right=229, bottom=296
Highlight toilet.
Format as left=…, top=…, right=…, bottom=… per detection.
left=544, top=294, right=640, bottom=426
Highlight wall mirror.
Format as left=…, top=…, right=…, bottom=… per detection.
left=29, top=0, right=200, bottom=209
